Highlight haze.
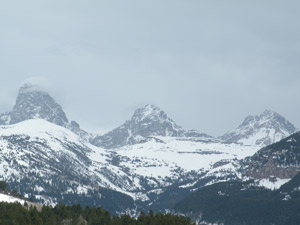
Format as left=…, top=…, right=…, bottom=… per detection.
left=0, top=0, right=299, bottom=136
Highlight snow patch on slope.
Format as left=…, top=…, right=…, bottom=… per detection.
left=257, top=178, right=291, bottom=190
left=115, top=137, right=258, bottom=181
left=0, top=193, right=25, bottom=205
left=0, top=119, right=81, bottom=144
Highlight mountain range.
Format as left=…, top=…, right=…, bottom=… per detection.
left=0, top=83, right=298, bottom=217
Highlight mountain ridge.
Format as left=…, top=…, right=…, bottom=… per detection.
left=91, top=104, right=213, bottom=149
left=0, top=84, right=296, bottom=148
left=219, top=109, right=296, bottom=146
left=0, top=83, right=298, bottom=216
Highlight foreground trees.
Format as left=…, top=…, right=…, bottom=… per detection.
left=0, top=202, right=195, bottom=225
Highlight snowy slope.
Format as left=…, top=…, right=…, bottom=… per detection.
left=0, top=193, right=25, bottom=204
left=112, top=136, right=260, bottom=205
left=0, top=119, right=138, bottom=207
left=0, top=118, right=260, bottom=208
left=115, top=137, right=257, bottom=180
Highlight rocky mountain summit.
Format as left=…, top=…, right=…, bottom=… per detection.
left=220, top=110, right=296, bottom=146
left=91, top=104, right=212, bottom=149
left=0, top=83, right=88, bottom=139
left=0, top=84, right=67, bottom=126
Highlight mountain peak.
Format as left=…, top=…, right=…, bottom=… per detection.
left=11, top=84, right=69, bottom=126
left=220, top=110, right=296, bottom=146
left=0, top=84, right=90, bottom=139
left=129, top=104, right=183, bottom=137
left=262, top=109, right=276, bottom=116
left=132, top=104, right=169, bottom=124
left=143, top=104, right=160, bottom=110
left=141, top=104, right=161, bottom=114
left=0, top=84, right=69, bottom=127
left=260, top=109, right=284, bottom=120
left=18, top=83, right=45, bottom=94
left=91, top=104, right=211, bottom=149
left=135, top=104, right=162, bottom=115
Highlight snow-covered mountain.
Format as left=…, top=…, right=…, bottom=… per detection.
left=0, top=83, right=298, bottom=214
left=0, top=119, right=136, bottom=212
left=219, top=110, right=296, bottom=146
left=91, top=104, right=213, bottom=149
left=0, top=83, right=68, bottom=126
left=0, top=117, right=259, bottom=213
left=0, top=83, right=89, bottom=139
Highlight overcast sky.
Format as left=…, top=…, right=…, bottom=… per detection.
left=0, top=0, right=300, bottom=136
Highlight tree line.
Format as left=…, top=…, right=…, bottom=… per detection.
left=0, top=202, right=195, bottom=225
left=1, top=180, right=196, bottom=225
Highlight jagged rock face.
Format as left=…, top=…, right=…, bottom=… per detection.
left=91, top=104, right=211, bottom=149
left=0, top=112, right=10, bottom=126
left=245, top=132, right=300, bottom=180
left=130, top=105, right=184, bottom=137
left=10, top=84, right=69, bottom=126
left=220, top=110, right=296, bottom=146
left=0, top=84, right=68, bottom=126
left=0, top=84, right=90, bottom=139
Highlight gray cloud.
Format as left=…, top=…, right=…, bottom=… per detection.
left=0, top=0, right=299, bottom=135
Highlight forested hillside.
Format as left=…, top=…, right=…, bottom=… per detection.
left=174, top=180, right=300, bottom=225
left=0, top=202, right=195, bottom=225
